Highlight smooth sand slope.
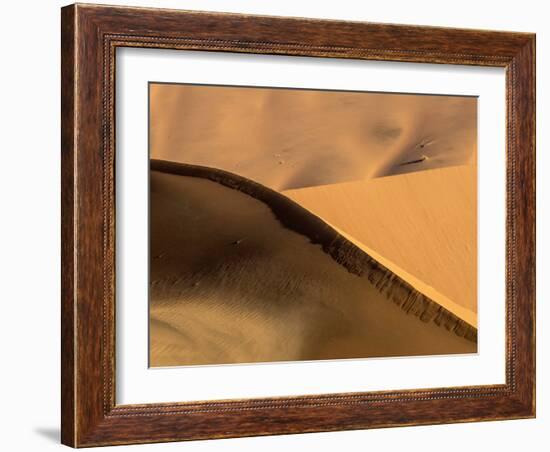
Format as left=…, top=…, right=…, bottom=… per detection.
left=149, top=160, right=476, bottom=367
left=283, top=164, right=477, bottom=324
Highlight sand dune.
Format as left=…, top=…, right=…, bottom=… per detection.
left=283, top=164, right=477, bottom=322
left=319, top=220, right=476, bottom=328
left=149, top=160, right=476, bottom=367
left=150, top=83, right=476, bottom=191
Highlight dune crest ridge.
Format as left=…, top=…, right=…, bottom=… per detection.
left=151, top=159, right=477, bottom=343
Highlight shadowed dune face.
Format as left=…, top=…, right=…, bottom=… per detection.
left=149, top=166, right=476, bottom=367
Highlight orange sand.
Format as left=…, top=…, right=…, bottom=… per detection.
left=283, top=164, right=477, bottom=323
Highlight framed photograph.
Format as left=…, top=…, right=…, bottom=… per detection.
left=61, top=3, right=535, bottom=447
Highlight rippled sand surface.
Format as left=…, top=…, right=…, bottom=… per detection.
left=149, top=165, right=476, bottom=367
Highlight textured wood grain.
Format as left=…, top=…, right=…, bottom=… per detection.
left=60, top=3, right=535, bottom=447
left=60, top=5, right=76, bottom=446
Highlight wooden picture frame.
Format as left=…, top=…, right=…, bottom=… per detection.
left=61, top=3, right=535, bottom=447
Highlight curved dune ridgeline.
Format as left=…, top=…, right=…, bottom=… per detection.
left=149, top=159, right=477, bottom=367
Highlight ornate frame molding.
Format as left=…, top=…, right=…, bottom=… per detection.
left=61, top=4, right=535, bottom=447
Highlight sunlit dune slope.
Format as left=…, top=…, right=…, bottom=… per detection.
left=149, top=160, right=476, bottom=367
left=283, top=164, right=477, bottom=321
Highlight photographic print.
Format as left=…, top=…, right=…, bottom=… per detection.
left=148, top=83, right=478, bottom=367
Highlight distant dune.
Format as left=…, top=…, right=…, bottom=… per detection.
left=150, top=84, right=477, bottom=190
left=149, top=159, right=476, bottom=367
